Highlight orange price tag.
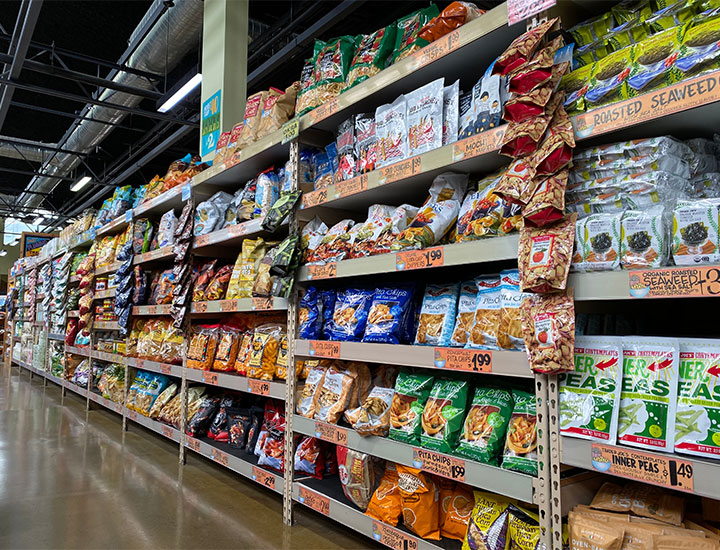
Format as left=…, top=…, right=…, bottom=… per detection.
left=128, top=410, right=137, bottom=421
left=590, top=444, right=694, bottom=493
left=212, top=448, right=229, bottom=467
left=252, top=297, right=273, bottom=310
left=309, top=98, right=339, bottom=125
left=187, top=437, right=200, bottom=452
left=203, top=371, right=218, bottom=385
left=629, top=266, right=720, bottom=298
left=378, top=156, right=421, bottom=185
left=412, top=448, right=466, bottom=482
left=314, top=421, right=348, bottom=445
left=298, top=486, right=330, bottom=515
left=220, top=299, right=236, bottom=312
left=248, top=379, right=270, bottom=396
left=371, top=521, right=419, bottom=550
left=136, top=358, right=145, bottom=369
left=301, top=188, right=328, bottom=209
left=452, top=125, right=505, bottom=161
left=194, top=302, right=208, bottom=313
left=396, top=246, right=444, bottom=271
left=333, top=174, right=368, bottom=200
left=308, top=340, right=340, bottom=359
left=161, top=425, right=173, bottom=439
left=434, top=348, right=492, bottom=373
left=160, top=364, right=171, bottom=375
left=412, top=29, right=460, bottom=68
left=195, top=234, right=211, bottom=248
left=149, top=305, right=159, bottom=315
left=252, top=466, right=276, bottom=491
left=229, top=223, right=248, bottom=237
left=306, top=263, right=337, bottom=280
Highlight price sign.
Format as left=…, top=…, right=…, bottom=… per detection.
left=252, top=466, right=276, bottom=491
left=306, top=263, right=337, bottom=280
left=229, top=222, right=249, bottom=237
left=281, top=118, right=299, bottom=144
left=186, top=437, right=201, bottom=452
left=452, top=126, right=505, bottom=161
left=308, top=98, right=339, bottom=125
left=308, top=340, right=340, bottom=359
left=333, top=174, right=368, bottom=200
left=128, top=410, right=137, bottom=421
left=220, top=299, right=236, bottom=312
left=252, top=297, right=273, bottom=311
left=590, top=444, right=694, bottom=493
left=298, top=486, right=330, bottom=515
left=194, top=302, right=208, bottom=314
left=629, top=266, right=720, bottom=298
left=181, top=184, right=192, bottom=201
left=301, top=188, right=328, bottom=209
left=412, top=448, right=466, bottom=482
left=148, top=305, right=159, bottom=315
left=195, top=233, right=212, bottom=248
left=507, top=0, right=556, bottom=25
left=136, top=358, right=145, bottom=369
left=203, top=372, right=218, bottom=385
left=161, top=425, right=174, bottom=439
left=396, top=247, right=444, bottom=271
left=378, top=156, right=421, bottom=185
left=248, top=379, right=271, bottom=396
left=412, top=29, right=460, bottom=69
left=125, top=209, right=133, bottom=222
left=160, top=363, right=171, bottom=375
left=434, top=348, right=492, bottom=373
left=371, top=521, right=419, bottom=550
left=314, top=421, right=348, bottom=445
left=211, top=448, right=229, bottom=467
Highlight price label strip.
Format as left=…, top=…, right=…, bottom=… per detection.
left=252, top=466, right=276, bottom=491
left=252, top=297, right=273, bottom=311
left=378, top=156, right=422, bottom=185
left=220, top=299, right=237, bottom=312
left=248, top=379, right=271, bottom=396
left=314, top=421, right=348, bottom=445
left=434, top=348, right=492, bottom=373
left=297, top=486, right=330, bottom=515
left=396, top=246, right=444, bottom=271
left=187, top=437, right=201, bottom=452
left=306, top=263, right=337, bottom=280
left=308, top=98, right=339, bottom=125
left=332, top=174, right=368, bottom=201
left=281, top=118, right=299, bottom=144
left=160, top=364, right=172, bottom=375
left=203, top=372, right=218, bottom=385
left=590, top=444, right=694, bottom=492
left=161, top=425, right=174, bottom=439
left=308, top=340, right=341, bottom=359
left=452, top=125, right=505, bottom=161
left=629, top=266, right=720, bottom=298
left=411, top=29, right=460, bottom=70
left=301, top=188, right=328, bottom=209
left=412, top=448, right=466, bottom=483
left=211, top=449, right=229, bottom=467
left=194, top=302, right=208, bottom=313
left=371, top=521, right=419, bottom=550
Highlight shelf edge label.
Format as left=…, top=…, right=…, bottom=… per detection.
left=508, top=0, right=556, bottom=25
left=412, top=448, right=466, bottom=482
left=629, top=266, right=720, bottom=298
left=396, top=246, right=444, bottom=271
left=434, top=348, right=492, bottom=373
left=252, top=466, right=276, bottom=491
left=314, top=420, right=348, bottom=445
left=297, top=486, right=330, bottom=515
left=308, top=340, right=340, bottom=359
left=371, top=521, right=419, bottom=550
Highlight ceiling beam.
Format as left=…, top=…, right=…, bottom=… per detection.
left=0, top=136, right=87, bottom=157
left=0, top=167, right=76, bottom=182
left=10, top=101, right=147, bottom=132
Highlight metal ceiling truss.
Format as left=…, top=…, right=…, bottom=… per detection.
left=9, top=101, right=148, bottom=133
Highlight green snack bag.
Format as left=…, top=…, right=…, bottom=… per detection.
left=610, top=0, right=653, bottom=25
left=559, top=336, right=623, bottom=445
left=501, top=389, right=538, bottom=476
left=569, top=13, right=614, bottom=47
left=627, top=25, right=684, bottom=97
left=455, top=386, right=513, bottom=465
left=389, top=370, right=435, bottom=444
left=420, top=378, right=469, bottom=453
left=585, top=45, right=632, bottom=109
left=559, top=63, right=594, bottom=115
left=262, top=191, right=301, bottom=233
left=391, top=5, right=440, bottom=64
left=345, top=24, right=397, bottom=89
left=646, top=0, right=696, bottom=34
left=618, top=336, right=679, bottom=453
left=675, top=338, right=720, bottom=459
left=313, top=36, right=357, bottom=105
left=676, top=17, right=720, bottom=80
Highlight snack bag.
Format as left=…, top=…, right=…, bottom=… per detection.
left=308, top=219, right=354, bottom=264
left=296, top=56, right=317, bottom=116
left=590, top=481, right=684, bottom=526
left=294, top=436, right=325, bottom=479
left=420, top=378, right=469, bottom=453
left=407, top=77, right=444, bottom=156
left=442, top=79, right=460, bottom=146
left=628, top=25, right=683, bottom=97
left=397, top=465, right=440, bottom=540
left=456, top=386, right=513, bottom=465
left=440, top=482, right=475, bottom=541
left=345, top=24, right=397, bottom=88
left=523, top=169, right=569, bottom=228
left=327, top=288, right=374, bottom=342
left=247, top=324, right=283, bottom=381
left=234, top=331, right=253, bottom=375
left=501, top=389, right=538, bottom=476
left=362, top=284, right=414, bottom=344
left=618, top=336, right=680, bottom=453
left=462, top=490, right=512, bottom=550
left=297, top=364, right=328, bottom=418
left=236, top=91, right=268, bottom=149
left=415, top=283, right=460, bottom=347
left=466, top=276, right=501, bottom=350
left=497, top=270, right=529, bottom=351
left=186, top=325, right=220, bottom=370
left=344, top=384, right=395, bottom=437
left=508, top=506, right=541, bottom=550
left=574, top=212, right=622, bottom=271
left=585, top=45, right=632, bottom=109
left=336, top=446, right=376, bottom=513
left=392, top=6, right=440, bottom=64
left=313, top=36, right=356, bottom=104
left=518, top=213, right=577, bottom=293
left=226, top=238, right=266, bottom=299
left=450, top=280, right=478, bottom=347
left=365, top=463, right=402, bottom=526
left=494, top=17, right=558, bottom=75
left=672, top=199, right=720, bottom=265
left=376, top=95, right=408, bottom=167
left=255, top=83, right=298, bottom=140
left=313, top=363, right=358, bottom=424
left=298, top=286, right=321, bottom=339
left=520, top=290, right=575, bottom=375
left=621, top=206, right=670, bottom=269
left=212, top=327, right=241, bottom=372
left=389, top=371, right=434, bottom=444
left=355, top=112, right=377, bottom=174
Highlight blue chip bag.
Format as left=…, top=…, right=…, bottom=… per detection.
left=414, top=283, right=460, bottom=346
left=328, top=288, right=373, bottom=341
left=362, top=284, right=414, bottom=344
left=319, top=289, right=336, bottom=338
left=298, top=286, right=321, bottom=339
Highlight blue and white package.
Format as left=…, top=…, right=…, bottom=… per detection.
left=449, top=280, right=478, bottom=347
left=414, top=283, right=460, bottom=346
left=328, top=288, right=373, bottom=341
left=298, top=286, right=321, bottom=340
left=362, top=284, right=414, bottom=344
left=465, top=276, right=502, bottom=350
left=319, top=289, right=336, bottom=338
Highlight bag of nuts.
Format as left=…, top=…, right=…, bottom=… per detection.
left=520, top=290, right=575, bottom=374
left=518, top=213, right=577, bottom=293
left=522, top=168, right=569, bottom=227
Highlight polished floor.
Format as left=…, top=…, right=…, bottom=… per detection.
left=0, top=365, right=372, bottom=549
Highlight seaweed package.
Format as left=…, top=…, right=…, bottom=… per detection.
left=407, top=77, right=444, bottom=157
left=456, top=386, right=513, bottom=465
left=672, top=199, right=720, bottom=265
left=389, top=370, right=434, bottom=444
left=676, top=17, right=720, bottom=80
left=420, top=378, right=469, bottom=453
left=414, top=283, right=460, bottom=347
left=574, top=212, right=623, bottom=272
left=628, top=26, right=684, bottom=96
left=560, top=336, right=623, bottom=445
left=620, top=206, right=670, bottom=269
left=327, top=287, right=374, bottom=342
left=391, top=5, right=440, bottom=64
left=585, top=46, right=633, bottom=109
left=501, top=389, right=538, bottom=476
left=362, top=284, right=415, bottom=344
left=375, top=95, right=408, bottom=168
left=675, top=338, right=720, bottom=459
left=618, top=336, right=680, bottom=453
left=346, top=24, right=397, bottom=89
left=462, top=490, right=512, bottom=550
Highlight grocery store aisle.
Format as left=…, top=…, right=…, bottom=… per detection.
left=0, top=366, right=370, bottom=549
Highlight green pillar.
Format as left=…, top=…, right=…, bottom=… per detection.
left=200, top=0, right=249, bottom=161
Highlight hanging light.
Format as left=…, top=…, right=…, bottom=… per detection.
left=71, top=176, right=92, bottom=192
left=0, top=250, right=7, bottom=257
left=158, top=73, right=202, bottom=113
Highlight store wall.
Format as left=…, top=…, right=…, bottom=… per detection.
left=0, top=219, right=21, bottom=293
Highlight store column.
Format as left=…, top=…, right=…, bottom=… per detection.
left=200, top=0, right=249, bottom=161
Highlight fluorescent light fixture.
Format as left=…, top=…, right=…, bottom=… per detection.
left=32, top=216, right=44, bottom=225
left=0, top=250, right=7, bottom=257
left=71, top=176, right=91, bottom=192
left=158, top=73, right=202, bottom=113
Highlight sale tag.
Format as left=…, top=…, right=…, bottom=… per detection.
left=220, top=299, right=236, bottom=312
left=333, top=174, right=368, bottom=200
left=252, top=466, right=276, bottom=491
left=160, top=364, right=171, bottom=375
left=308, top=340, right=340, bottom=358
left=252, top=297, right=273, bottom=311
left=396, top=246, right=444, bottom=271
left=281, top=118, right=299, bottom=144
left=161, top=425, right=174, bottom=439
left=125, top=209, right=133, bottom=222
left=308, top=98, right=339, bottom=125
left=412, top=448, right=466, bottom=482
left=203, top=372, right=218, bottom=385
left=186, top=437, right=201, bottom=452
left=128, top=410, right=137, bottom=421
left=301, top=188, right=328, bottom=209
left=248, top=379, right=270, bottom=396
left=181, top=184, right=191, bottom=201
left=371, top=521, right=419, bottom=550
left=194, top=302, right=208, bottom=313
left=452, top=125, right=505, bottom=161
left=306, top=263, right=337, bottom=280
left=434, top=348, right=492, bottom=373
left=590, top=444, right=694, bottom=493
left=229, top=222, right=249, bottom=237
left=378, top=156, right=421, bottom=185
left=629, top=266, right=720, bottom=298
left=314, top=421, right=348, bottom=445
left=412, top=29, right=460, bottom=69
left=508, top=0, right=556, bottom=25
left=298, top=486, right=330, bottom=515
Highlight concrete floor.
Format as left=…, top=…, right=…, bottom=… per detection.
left=0, top=365, right=372, bottom=549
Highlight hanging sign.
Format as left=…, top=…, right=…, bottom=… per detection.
left=201, top=89, right=221, bottom=157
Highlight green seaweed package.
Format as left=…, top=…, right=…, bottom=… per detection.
left=501, top=389, right=538, bottom=476
left=675, top=338, right=720, bottom=459
left=389, top=370, right=434, bottom=444
left=627, top=25, right=684, bottom=97
left=345, top=24, right=397, bottom=89
left=618, top=336, right=679, bottom=453
left=455, top=386, right=513, bottom=465
left=420, top=378, right=469, bottom=453
left=676, top=17, right=720, bottom=79
left=559, top=336, right=623, bottom=445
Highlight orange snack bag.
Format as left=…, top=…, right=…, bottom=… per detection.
left=397, top=465, right=440, bottom=540
left=247, top=324, right=283, bottom=380
left=441, top=483, right=474, bottom=541
left=186, top=324, right=220, bottom=370
left=213, top=326, right=241, bottom=372
left=366, top=463, right=402, bottom=527
left=234, top=331, right=253, bottom=376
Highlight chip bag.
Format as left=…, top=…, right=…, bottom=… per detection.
left=520, top=290, right=575, bottom=375
left=389, top=370, right=434, bottom=444
left=365, top=463, right=402, bottom=526
left=362, top=284, right=414, bottom=345
left=247, top=324, right=283, bottom=380
left=415, top=283, right=459, bottom=347
left=462, top=490, right=512, bottom=550
left=501, top=389, right=538, bottom=476
left=456, top=386, right=513, bottom=465
left=467, top=276, right=502, bottom=350
left=397, top=465, right=440, bottom=540
left=450, top=280, right=478, bottom=347
left=327, top=287, right=374, bottom=342
left=420, top=378, right=469, bottom=453
left=345, top=25, right=397, bottom=88
left=337, top=445, right=376, bottom=511
left=186, top=324, right=220, bottom=370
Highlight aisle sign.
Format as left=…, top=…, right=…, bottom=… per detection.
left=434, top=348, right=492, bottom=373
left=590, top=444, right=694, bottom=493
left=308, top=340, right=341, bottom=359
left=371, top=521, right=419, bottom=550
left=252, top=467, right=276, bottom=491
left=508, top=0, right=556, bottom=25
left=396, top=247, right=444, bottom=271
left=452, top=125, right=505, bottom=161
left=412, top=448, right=466, bottom=482
left=201, top=89, right=221, bottom=157
left=298, top=486, right=330, bottom=515
left=629, top=266, right=720, bottom=298
left=314, top=421, right=348, bottom=445
left=248, top=379, right=270, bottom=396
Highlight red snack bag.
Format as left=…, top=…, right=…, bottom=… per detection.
left=294, top=436, right=325, bottom=479
left=493, top=17, right=558, bottom=75
left=502, top=62, right=568, bottom=123
left=499, top=94, right=560, bottom=158
left=494, top=158, right=538, bottom=206
left=65, top=318, right=78, bottom=346
left=507, top=36, right=564, bottom=94
left=531, top=104, right=575, bottom=176
left=523, top=169, right=569, bottom=227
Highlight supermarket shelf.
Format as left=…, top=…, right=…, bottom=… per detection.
left=293, top=477, right=455, bottom=550
left=96, top=261, right=122, bottom=276
left=124, top=406, right=180, bottom=442
left=93, top=321, right=119, bottom=330
left=132, top=304, right=171, bottom=316
left=133, top=246, right=174, bottom=265
left=561, top=436, right=720, bottom=500
left=127, top=357, right=183, bottom=378
left=63, top=380, right=88, bottom=398
left=190, top=297, right=288, bottom=315
left=297, top=236, right=519, bottom=282
left=68, top=310, right=79, bottom=318
left=65, top=345, right=90, bottom=357
left=48, top=333, right=64, bottom=341
left=184, top=435, right=284, bottom=495
left=294, top=415, right=534, bottom=502
left=569, top=271, right=630, bottom=301
left=294, top=340, right=531, bottom=378
left=96, top=215, right=130, bottom=238
left=94, top=288, right=116, bottom=300
left=69, top=276, right=80, bottom=285
left=133, top=183, right=188, bottom=218
left=46, top=372, right=64, bottom=387
left=183, top=367, right=286, bottom=398
left=68, top=231, right=95, bottom=251
left=192, top=218, right=273, bottom=252
left=93, top=350, right=124, bottom=364
left=88, top=390, right=124, bottom=415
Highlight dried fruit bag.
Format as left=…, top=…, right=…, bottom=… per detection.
left=397, top=465, right=440, bottom=540
left=420, top=378, right=468, bottom=453
left=676, top=338, right=720, bottom=459
left=462, top=490, right=512, bottom=550
left=559, top=336, right=623, bottom=445
left=415, top=283, right=459, bottom=347
left=456, top=386, right=513, bottom=465
left=520, top=291, right=575, bottom=375
left=618, top=336, right=679, bottom=453
left=518, top=213, right=577, bottom=293
left=389, top=371, right=434, bottom=444
left=501, top=389, right=538, bottom=476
